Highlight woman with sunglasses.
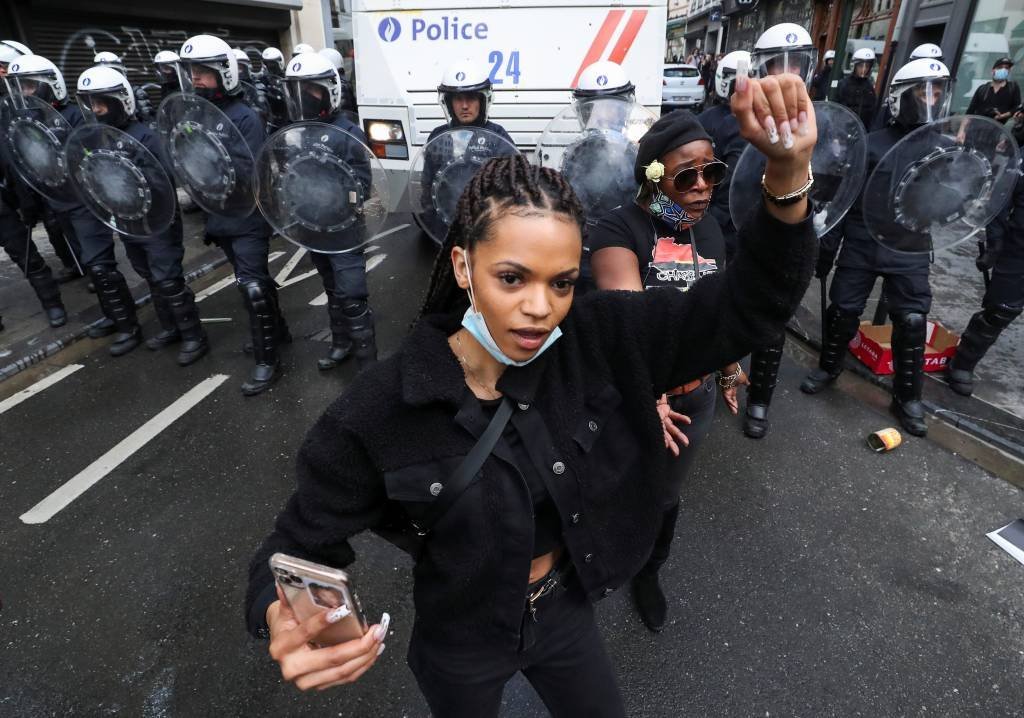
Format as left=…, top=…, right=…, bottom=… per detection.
left=588, top=110, right=748, bottom=632
left=247, top=73, right=817, bottom=716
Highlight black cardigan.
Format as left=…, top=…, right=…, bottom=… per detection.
left=246, top=202, right=816, bottom=650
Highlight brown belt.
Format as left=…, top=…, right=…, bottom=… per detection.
left=666, top=374, right=712, bottom=397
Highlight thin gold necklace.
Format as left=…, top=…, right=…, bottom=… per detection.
left=454, top=332, right=501, bottom=400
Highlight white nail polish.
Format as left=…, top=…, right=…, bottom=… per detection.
left=765, top=118, right=779, bottom=144
left=377, top=643, right=386, bottom=657
left=327, top=605, right=351, bottom=623
left=781, top=122, right=794, bottom=149
left=373, top=612, right=391, bottom=641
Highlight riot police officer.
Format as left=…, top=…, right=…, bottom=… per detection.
left=910, top=44, right=943, bottom=61
left=946, top=171, right=1024, bottom=396
left=427, top=60, right=512, bottom=144
left=94, top=51, right=154, bottom=123
left=318, top=47, right=356, bottom=112
left=801, top=59, right=954, bottom=437
left=282, top=51, right=377, bottom=370
left=836, top=48, right=877, bottom=128
left=291, top=43, right=315, bottom=57
left=153, top=50, right=181, bottom=101
left=811, top=50, right=837, bottom=100
left=177, top=34, right=287, bottom=394
left=698, top=50, right=750, bottom=263
left=259, top=47, right=288, bottom=132
left=741, top=22, right=819, bottom=438
left=74, top=65, right=209, bottom=365
left=233, top=47, right=270, bottom=127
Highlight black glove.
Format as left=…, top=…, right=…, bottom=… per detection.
left=976, top=236, right=1001, bottom=273
left=815, top=250, right=836, bottom=279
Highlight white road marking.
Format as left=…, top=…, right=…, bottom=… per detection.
left=19, top=374, right=230, bottom=525
left=309, top=292, right=327, bottom=307
left=279, top=269, right=319, bottom=289
left=0, top=364, right=84, bottom=416
left=193, top=251, right=286, bottom=303
left=199, top=317, right=233, bottom=323
left=275, top=247, right=308, bottom=284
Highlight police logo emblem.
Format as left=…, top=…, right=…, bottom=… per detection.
left=597, top=75, right=609, bottom=86
left=785, top=33, right=798, bottom=44
left=184, top=44, right=193, bottom=54
left=292, top=62, right=301, bottom=72
left=456, top=71, right=466, bottom=82
left=930, top=63, right=941, bottom=72
left=82, top=77, right=91, bottom=86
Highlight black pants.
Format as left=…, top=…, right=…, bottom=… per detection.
left=644, top=376, right=718, bottom=574
left=829, top=265, right=932, bottom=315
left=208, top=232, right=273, bottom=284
left=308, top=249, right=368, bottom=302
left=407, top=579, right=626, bottom=718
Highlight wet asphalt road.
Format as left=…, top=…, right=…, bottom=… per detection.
left=1, top=217, right=1023, bottom=717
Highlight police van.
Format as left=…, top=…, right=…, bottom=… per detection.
left=352, top=0, right=668, bottom=171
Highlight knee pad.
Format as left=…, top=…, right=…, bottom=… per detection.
left=890, top=311, right=926, bottom=331
left=342, top=299, right=369, bottom=318
left=156, top=278, right=187, bottom=297
left=87, top=263, right=121, bottom=283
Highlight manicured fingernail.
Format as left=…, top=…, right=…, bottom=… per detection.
left=373, top=612, right=390, bottom=641
left=798, top=111, right=809, bottom=136
left=377, top=643, right=386, bottom=657
left=736, top=59, right=749, bottom=93
left=327, top=605, right=350, bottom=623
left=780, top=120, right=794, bottom=149
left=764, top=116, right=779, bottom=144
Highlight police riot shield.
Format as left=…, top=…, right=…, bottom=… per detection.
left=408, top=127, right=519, bottom=244
left=536, top=99, right=657, bottom=221
left=64, top=124, right=175, bottom=238
left=0, top=93, right=77, bottom=203
left=156, top=93, right=256, bottom=217
left=729, top=102, right=867, bottom=237
left=254, top=122, right=390, bottom=253
left=863, top=115, right=1019, bottom=255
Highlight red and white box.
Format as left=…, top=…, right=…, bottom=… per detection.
left=848, top=320, right=960, bottom=375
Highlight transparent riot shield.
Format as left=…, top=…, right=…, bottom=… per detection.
left=536, top=99, right=657, bottom=221
left=408, top=127, right=519, bottom=244
left=0, top=93, right=77, bottom=203
left=156, top=93, right=256, bottom=218
left=863, top=115, right=1019, bottom=254
left=729, top=102, right=868, bottom=237
left=254, top=122, right=390, bottom=253
left=64, top=124, right=175, bottom=238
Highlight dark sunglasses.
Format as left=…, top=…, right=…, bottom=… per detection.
left=666, top=160, right=728, bottom=192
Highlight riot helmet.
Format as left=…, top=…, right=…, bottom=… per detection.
left=284, top=51, right=341, bottom=121
left=262, top=47, right=285, bottom=76
left=319, top=48, right=343, bottom=71
left=154, top=50, right=180, bottom=87
left=851, top=47, right=875, bottom=78
left=292, top=43, right=315, bottom=56
left=77, top=65, right=135, bottom=127
left=177, top=35, right=239, bottom=102
left=886, top=58, right=951, bottom=128
left=715, top=51, right=751, bottom=101
left=0, top=40, right=30, bottom=73
left=823, top=50, right=836, bottom=62
left=438, top=61, right=492, bottom=126
left=752, top=23, right=817, bottom=85
left=233, top=48, right=253, bottom=83
left=7, top=54, right=67, bottom=104
left=94, top=51, right=126, bottom=76
left=573, top=61, right=635, bottom=101
left=909, top=44, right=943, bottom=61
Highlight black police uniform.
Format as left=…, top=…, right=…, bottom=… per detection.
left=202, top=93, right=287, bottom=395
left=803, top=123, right=934, bottom=435
left=947, top=170, right=1024, bottom=395
left=836, top=73, right=877, bottom=128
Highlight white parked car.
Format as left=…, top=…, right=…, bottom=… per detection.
left=662, top=64, right=704, bottom=111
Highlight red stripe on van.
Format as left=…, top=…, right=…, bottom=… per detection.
left=608, top=10, right=647, bottom=64
left=571, top=9, right=626, bottom=88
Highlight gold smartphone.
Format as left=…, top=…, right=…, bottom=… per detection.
left=269, top=553, right=368, bottom=647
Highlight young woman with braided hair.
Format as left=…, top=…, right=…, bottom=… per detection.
left=246, top=71, right=818, bottom=716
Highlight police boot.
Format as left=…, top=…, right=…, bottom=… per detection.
left=26, top=263, right=67, bottom=328
left=239, top=281, right=283, bottom=396
left=242, top=286, right=291, bottom=354
left=889, top=312, right=928, bottom=437
left=145, top=285, right=181, bottom=350
left=631, top=568, right=667, bottom=632
left=743, top=338, right=784, bottom=439
left=160, top=279, right=210, bottom=367
left=801, top=305, right=862, bottom=394
left=317, top=299, right=353, bottom=371
left=89, top=265, right=141, bottom=356
left=344, top=302, right=377, bottom=371
left=946, top=304, right=1022, bottom=397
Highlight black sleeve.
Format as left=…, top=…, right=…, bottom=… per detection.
left=576, top=200, right=816, bottom=394
left=966, top=85, right=985, bottom=117
left=1012, top=82, right=1022, bottom=111
left=245, top=409, right=388, bottom=638
left=235, top=107, right=267, bottom=157
left=587, top=209, right=640, bottom=255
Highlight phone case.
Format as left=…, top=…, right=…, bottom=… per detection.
left=269, top=553, right=368, bottom=647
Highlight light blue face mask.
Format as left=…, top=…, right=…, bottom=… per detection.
left=994, top=68, right=1010, bottom=81
left=460, top=254, right=563, bottom=367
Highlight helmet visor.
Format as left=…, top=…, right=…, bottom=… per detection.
left=284, top=77, right=332, bottom=121
left=895, top=78, right=952, bottom=125
left=439, top=89, right=490, bottom=125
left=77, top=90, right=129, bottom=125
left=176, top=59, right=227, bottom=95
left=10, top=73, right=57, bottom=102
left=752, top=48, right=817, bottom=86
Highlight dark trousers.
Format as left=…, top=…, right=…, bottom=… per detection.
left=407, top=580, right=626, bottom=718
left=67, top=206, right=186, bottom=283
left=830, top=265, right=932, bottom=316
left=208, top=232, right=272, bottom=284
left=308, top=249, right=368, bottom=302
left=645, top=375, right=718, bottom=574
left=1, top=210, right=48, bottom=276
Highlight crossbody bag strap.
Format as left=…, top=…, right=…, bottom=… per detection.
left=413, top=396, right=514, bottom=536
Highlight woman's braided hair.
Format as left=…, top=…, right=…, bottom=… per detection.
left=420, top=154, right=585, bottom=316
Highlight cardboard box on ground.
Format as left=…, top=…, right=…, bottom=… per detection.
left=849, top=321, right=959, bottom=375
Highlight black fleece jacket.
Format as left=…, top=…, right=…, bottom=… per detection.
left=246, top=201, right=816, bottom=650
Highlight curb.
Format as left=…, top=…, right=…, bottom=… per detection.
left=0, top=254, right=230, bottom=383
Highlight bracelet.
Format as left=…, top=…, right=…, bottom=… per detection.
left=717, top=366, right=742, bottom=389
left=762, top=163, right=814, bottom=206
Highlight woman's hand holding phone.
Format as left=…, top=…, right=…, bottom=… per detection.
left=267, top=586, right=389, bottom=691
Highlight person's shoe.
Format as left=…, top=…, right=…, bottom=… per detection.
left=800, top=367, right=838, bottom=394
left=318, top=343, right=353, bottom=370
left=891, top=397, right=928, bottom=437
left=631, top=571, right=667, bottom=632
left=945, top=366, right=975, bottom=397
left=742, top=403, right=770, bottom=439
left=145, top=328, right=181, bottom=350
left=109, top=326, right=142, bottom=357
left=45, top=305, right=67, bottom=328
left=177, top=335, right=209, bottom=367
left=87, top=317, right=116, bottom=338
left=241, top=361, right=280, bottom=396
